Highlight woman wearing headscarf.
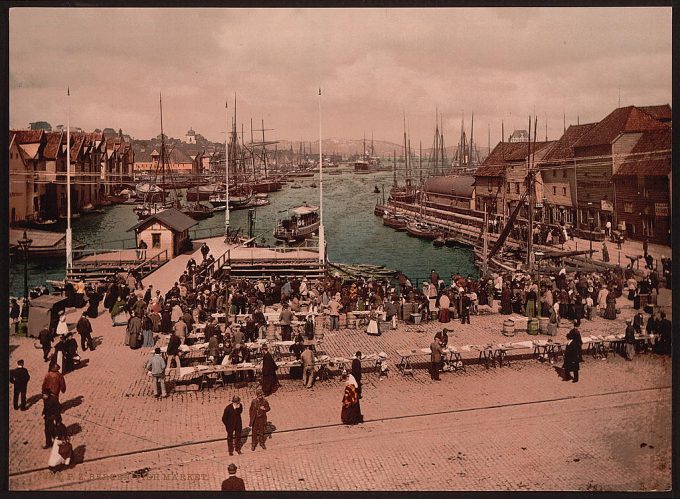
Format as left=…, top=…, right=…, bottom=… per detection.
left=500, top=283, right=513, bottom=315
left=110, top=296, right=126, bottom=326
left=260, top=345, right=279, bottom=396
left=525, top=285, right=537, bottom=319
left=562, top=328, right=582, bottom=382
left=341, top=373, right=363, bottom=425
left=438, top=291, right=450, bottom=323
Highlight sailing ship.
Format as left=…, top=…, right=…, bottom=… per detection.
left=382, top=211, right=410, bottom=231
left=273, top=203, right=320, bottom=243
left=389, top=124, right=418, bottom=203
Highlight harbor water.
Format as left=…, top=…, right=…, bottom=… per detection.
left=9, top=170, right=478, bottom=297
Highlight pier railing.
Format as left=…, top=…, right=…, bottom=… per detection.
left=132, top=249, right=169, bottom=280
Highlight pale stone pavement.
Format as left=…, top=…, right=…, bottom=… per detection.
left=8, top=284, right=672, bottom=491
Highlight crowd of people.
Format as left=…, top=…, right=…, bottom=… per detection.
left=10, top=234, right=672, bottom=482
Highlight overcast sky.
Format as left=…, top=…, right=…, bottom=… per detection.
left=9, top=7, right=672, bottom=147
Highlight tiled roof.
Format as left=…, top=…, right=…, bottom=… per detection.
left=574, top=106, right=669, bottom=149
left=69, top=134, right=85, bottom=159
left=475, top=141, right=553, bottom=177
left=541, top=123, right=597, bottom=163
left=613, top=128, right=672, bottom=177
left=11, top=129, right=44, bottom=144
left=639, top=104, right=671, bottom=122
left=43, top=131, right=64, bottom=160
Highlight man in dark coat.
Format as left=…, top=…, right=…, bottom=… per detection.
left=10, top=359, right=30, bottom=410
left=76, top=312, right=95, bottom=351
left=41, top=388, right=62, bottom=449
left=38, top=326, right=53, bottom=362
left=351, top=351, right=363, bottom=399
left=562, top=328, right=582, bottom=382
left=658, top=312, right=672, bottom=355
left=63, top=333, right=78, bottom=373
left=222, top=395, right=243, bottom=456
left=221, top=463, right=246, bottom=491
left=260, top=345, right=279, bottom=396
left=249, top=388, right=270, bottom=450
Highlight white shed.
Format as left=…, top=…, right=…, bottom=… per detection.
left=128, top=208, right=197, bottom=258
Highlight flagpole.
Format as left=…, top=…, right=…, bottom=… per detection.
left=66, top=87, right=73, bottom=271
left=317, top=87, right=325, bottom=265
left=224, top=99, right=230, bottom=240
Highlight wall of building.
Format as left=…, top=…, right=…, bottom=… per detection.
left=614, top=175, right=670, bottom=244
left=9, top=142, right=32, bottom=222
left=137, top=223, right=175, bottom=258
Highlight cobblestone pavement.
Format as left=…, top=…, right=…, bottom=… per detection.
left=9, top=288, right=672, bottom=491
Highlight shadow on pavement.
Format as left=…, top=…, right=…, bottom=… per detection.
left=66, top=422, right=82, bottom=437
left=61, top=395, right=84, bottom=412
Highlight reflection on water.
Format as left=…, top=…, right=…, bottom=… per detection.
left=9, top=171, right=478, bottom=296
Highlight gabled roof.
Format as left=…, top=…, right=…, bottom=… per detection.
left=69, top=134, right=85, bottom=159
left=574, top=106, right=669, bottom=149
left=475, top=141, right=553, bottom=177
left=613, top=128, right=672, bottom=177
left=128, top=207, right=198, bottom=233
left=542, top=123, right=597, bottom=163
left=11, top=129, right=44, bottom=144
left=43, top=131, right=65, bottom=160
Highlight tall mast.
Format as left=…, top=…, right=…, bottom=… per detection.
left=419, top=141, right=423, bottom=184
left=470, top=112, right=474, bottom=166
left=224, top=99, right=230, bottom=238
left=392, top=149, right=397, bottom=187
left=160, top=93, right=166, bottom=205
left=402, top=113, right=408, bottom=185
left=66, top=87, right=72, bottom=271
left=261, top=119, right=268, bottom=178
left=318, top=87, right=325, bottom=264
left=250, top=118, right=255, bottom=179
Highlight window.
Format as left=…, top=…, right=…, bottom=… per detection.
left=152, top=233, right=161, bottom=248
left=563, top=170, right=567, bottom=178
left=552, top=186, right=557, bottom=195
left=562, top=187, right=566, bottom=196
left=553, top=170, right=556, bottom=177
left=487, top=179, right=492, bottom=192
left=624, top=202, right=633, bottom=214
left=515, top=183, right=520, bottom=194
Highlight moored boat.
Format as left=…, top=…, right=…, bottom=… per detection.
left=181, top=202, right=214, bottom=220
left=273, top=203, right=320, bottom=243
left=383, top=212, right=409, bottom=231
left=406, top=221, right=440, bottom=240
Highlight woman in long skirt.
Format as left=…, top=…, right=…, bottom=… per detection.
left=438, top=293, right=450, bottom=323
left=500, top=285, right=513, bottom=315
left=562, top=328, right=582, bottom=382
left=341, top=374, right=363, bottom=425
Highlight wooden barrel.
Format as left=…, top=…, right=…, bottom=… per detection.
left=539, top=317, right=550, bottom=334
left=527, top=318, right=539, bottom=335
left=502, top=319, right=515, bottom=337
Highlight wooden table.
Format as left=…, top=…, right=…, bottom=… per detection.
left=532, top=340, right=564, bottom=363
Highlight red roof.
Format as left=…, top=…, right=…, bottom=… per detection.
left=639, top=104, right=671, bottom=122
left=475, top=141, right=553, bottom=177
left=10, top=129, right=44, bottom=144
left=69, top=134, right=85, bottom=159
left=613, top=128, right=671, bottom=177
left=43, top=131, right=64, bottom=160
left=574, top=106, right=668, bottom=149
left=541, top=123, right=597, bottom=163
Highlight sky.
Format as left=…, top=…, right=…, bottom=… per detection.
left=9, top=7, right=672, bottom=147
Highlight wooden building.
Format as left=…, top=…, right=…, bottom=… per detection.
left=539, top=123, right=596, bottom=226
left=9, top=130, right=41, bottom=223
left=128, top=208, right=197, bottom=258
left=612, top=128, right=671, bottom=244
left=571, top=105, right=669, bottom=230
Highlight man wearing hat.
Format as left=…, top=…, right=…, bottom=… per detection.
left=249, top=388, right=270, bottom=450
left=351, top=351, right=363, bottom=398
left=76, top=312, right=95, bottom=352
left=145, top=347, right=167, bottom=398
left=624, top=318, right=636, bottom=361
left=260, top=345, right=279, bottom=396
left=222, top=395, right=243, bottom=456
left=221, top=463, right=245, bottom=491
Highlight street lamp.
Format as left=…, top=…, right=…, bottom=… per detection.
left=17, top=230, right=33, bottom=320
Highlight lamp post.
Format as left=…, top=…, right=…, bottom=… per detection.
left=17, top=230, right=33, bottom=320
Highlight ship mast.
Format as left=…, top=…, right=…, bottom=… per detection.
left=160, top=93, right=166, bottom=205
left=66, top=87, right=72, bottom=271
left=318, top=87, right=325, bottom=264
left=224, top=99, right=230, bottom=239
